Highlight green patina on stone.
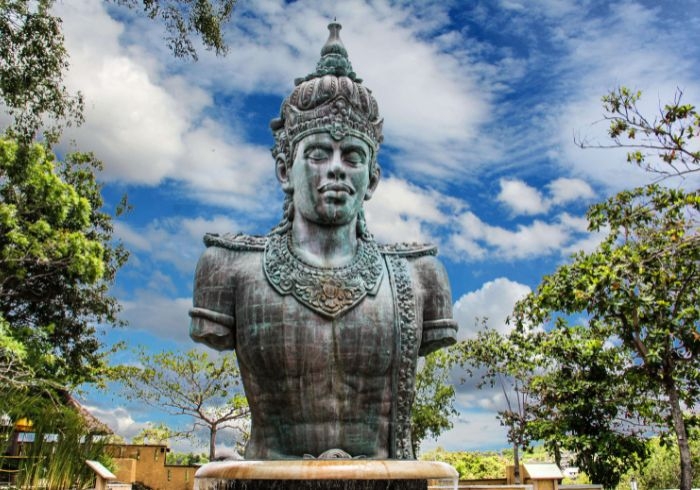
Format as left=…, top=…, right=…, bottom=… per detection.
left=297, top=22, right=360, bottom=84
left=190, top=23, right=458, bottom=462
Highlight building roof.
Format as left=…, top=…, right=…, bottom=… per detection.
left=58, top=389, right=113, bottom=435
left=523, top=463, right=564, bottom=479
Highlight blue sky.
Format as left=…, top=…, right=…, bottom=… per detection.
left=48, top=0, right=700, bottom=455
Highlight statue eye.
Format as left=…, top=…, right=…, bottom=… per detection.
left=305, top=147, right=330, bottom=162
left=344, top=150, right=366, bottom=165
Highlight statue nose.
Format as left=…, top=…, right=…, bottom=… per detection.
left=327, top=152, right=346, bottom=179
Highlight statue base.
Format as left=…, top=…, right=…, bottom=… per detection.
left=194, top=460, right=459, bottom=490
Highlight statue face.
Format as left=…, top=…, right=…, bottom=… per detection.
left=279, top=132, right=378, bottom=226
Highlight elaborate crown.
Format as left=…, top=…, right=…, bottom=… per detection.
left=270, top=22, right=384, bottom=162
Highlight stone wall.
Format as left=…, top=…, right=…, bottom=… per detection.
left=107, top=444, right=197, bottom=490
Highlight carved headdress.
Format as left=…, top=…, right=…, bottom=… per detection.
left=270, top=22, right=384, bottom=166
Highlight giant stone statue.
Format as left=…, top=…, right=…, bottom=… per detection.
left=189, top=22, right=458, bottom=461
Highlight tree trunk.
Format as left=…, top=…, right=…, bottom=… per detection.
left=210, top=424, right=217, bottom=460
left=553, top=442, right=561, bottom=468
left=663, top=364, right=692, bottom=490
left=513, top=442, right=521, bottom=484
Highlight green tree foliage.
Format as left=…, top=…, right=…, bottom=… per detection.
left=132, top=422, right=175, bottom=446
left=113, top=0, right=236, bottom=60
left=166, top=451, right=209, bottom=466
left=1, top=0, right=235, bottom=142
left=457, top=325, right=535, bottom=483
left=0, top=137, right=127, bottom=387
left=522, top=325, right=648, bottom=488
left=420, top=447, right=508, bottom=480
left=578, top=87, right=700, bottom=177
left=460, top=323, right=649, bottom=487
left=0, top=0, right=84, bottom=143
left=634, top=429, right=700, bottom=490
left=462, top=87, right=700, bottom=489
left=0, top=391, right=109, bottom=489
left=411, top=347, right=458, bottom=455
left=511, top=184, right=699, bottom=489
left=0, top=314, right=33, bottom=388
left=111, top=348, right=249, bottom=460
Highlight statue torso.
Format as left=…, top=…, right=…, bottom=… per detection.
left=233, top=251, right=396, bottom=459
left=190, top=233, right=457, bottom=460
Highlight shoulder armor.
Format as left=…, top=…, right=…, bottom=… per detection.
left=203, top=233, right=266, bottom=251
left=379, top=242, right=437, bottom=258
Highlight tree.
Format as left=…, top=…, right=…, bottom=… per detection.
left=629, top=430, right=700, bottom=490
left=457, top=324, right=536, bottom=484
left=113, top=0, right=236, bottom=60
left=459, top=322, right=651, bottom=488
left=0, top=0, right=84, bottom=144
left=0, top=315, right=34, bottom=388
left=524, top=325, right=649, bottom=488
left=112, top=348, right=249, bottom=460
left=0, top=390, right=111, bottom=489
left=411, top=347, right=458, bottom=455
left=1, top=0, right=236, bottom=143
left=419, top=447, right=508, bottom=479
left=0, top=137, right=127, bottom=387
left=132, top=422, right=176, bottom=446
left=166, top=451, right=209, bottom=466
left=577, top=86, right=700, bottom=177
left=512, top=184, right=699, bottom=490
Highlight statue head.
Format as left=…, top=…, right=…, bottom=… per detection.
left=270, top=23, right=384, bottom=238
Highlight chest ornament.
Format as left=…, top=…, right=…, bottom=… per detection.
left=263, top=232, right=384, bottom=318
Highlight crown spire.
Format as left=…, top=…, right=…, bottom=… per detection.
left=297, top=22, right=361, bottom=84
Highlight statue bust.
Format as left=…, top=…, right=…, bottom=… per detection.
left=189, top=23, right=458, bottom=460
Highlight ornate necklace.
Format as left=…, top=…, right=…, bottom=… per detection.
left=263, top=231, right=384, bottom=318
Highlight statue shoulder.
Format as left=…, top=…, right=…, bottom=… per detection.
left=380, top=241, right=449, bottom=290
left=203, top=233, right=267, bottom=251
left=378, top=242, right=438, bottom=258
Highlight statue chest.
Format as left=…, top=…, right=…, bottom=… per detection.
left=234, top=265, right=396, bottom=378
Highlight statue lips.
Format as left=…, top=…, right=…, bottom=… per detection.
left=318, top=182, right=355, bottom=200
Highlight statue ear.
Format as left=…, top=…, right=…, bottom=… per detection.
left=275, top=156, right=293, bottom=193
left=364, top=164, right=381, bottom=201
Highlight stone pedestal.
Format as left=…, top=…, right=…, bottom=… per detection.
left=194, top=460, right=458, bottom=490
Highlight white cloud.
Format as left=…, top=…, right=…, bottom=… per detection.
left=116, top=215, right=242, bottom=273
left=114, top=221, right=152, bottom=252
left=150, top=0, right=500, bottom=182
left=55, top=0, right=275, bottom=214
left=365, top=176, right=465, bottom=244
left=498, top=178, right=595, bottom=216
left=453, top=278, right=531, bottom=340
left=175, top=119, right=276, bottom=210
left=451, top=211, right=571, bottom=260
left=497, top=179, right=547, bottom=215
left=447, top=193, right=603, bottom=261
left=58, top=1, right=187, bottom=183
left=545, top=2, right=700, bottom=191
left=420, top=408, right=508, bottom=452
left=561, top=226, right=608, bottom=256
left=120, top=293, right=193, bottom=343
left=83, top=405, right=151, bottom=441
left=557, top=212, right=589, bottom=233
left=547, top=178, right=595, bottom=205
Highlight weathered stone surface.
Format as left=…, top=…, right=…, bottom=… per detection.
left=190, top=22, right=458, bottom=461
left=194, top=459, right=457, bottom=487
